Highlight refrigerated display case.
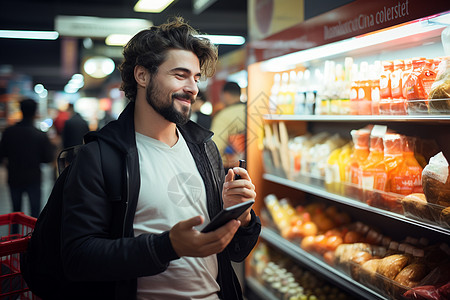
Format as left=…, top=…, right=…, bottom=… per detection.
left=245, top=1, right=450, bottom=299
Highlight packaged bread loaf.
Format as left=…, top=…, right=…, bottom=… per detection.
left=394, top=263, right=428, bottom=288
left=440, top=206, right=450, bottom=228
left=377, top=254, right=410, bottom=280
left=428, top=58, right=450, bottom=114
left=360, top=259, right=383, bottom=290
left=402, top=193, right=433, bottom=222
left=422, top=152, right=450, bottom=207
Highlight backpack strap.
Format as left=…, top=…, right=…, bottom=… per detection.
left=97, top=139, right=126, bottom=237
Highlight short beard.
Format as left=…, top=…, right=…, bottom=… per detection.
left=145, top=79, right=194, bottom=126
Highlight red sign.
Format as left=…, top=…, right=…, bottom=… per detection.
left=249, top=0, right=450, bottom=62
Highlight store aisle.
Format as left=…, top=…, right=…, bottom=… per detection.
left=0, top=163, right=55, bottom=218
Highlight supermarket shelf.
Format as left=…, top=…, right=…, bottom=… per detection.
left=262, top=114, right=450, bottom=122
left=245, top=276, right=280, bottom=300
left=260, top=227, right=387, bottom=300
left=263, top=173, right=450, bottom=236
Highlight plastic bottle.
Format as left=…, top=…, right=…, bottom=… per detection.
left=269, top=73, right=281, bottom=115
left=401, top=58, right=413, bottom=99
left=357, top=62, right=371, bottom=115
left=303, top=69, right=315, bottom=115
left=286, top=71, right=297, bottom=115
left=349, top=64, right=360, bottom=115
left=360, top=125, right=388, bottom=194
left=404, top=58, right=428, bottom=114
left=345, top=128, right=371, bottom=199
left=294, top=71, right=306, bottom=115
left=390, top=60, right=405, bottom=98
left=380, top=61, right=394, bottom=99
left=338, top=57, right=353, bottom=115
left=369, top=63, right=381, bottom=115
left=384, top=133, right=405, bottom=194
left=394, top=136, right=423, bottom=194
left=277, top=72, right=290, bottom=114
left=390, top=60, right=407, bottom=115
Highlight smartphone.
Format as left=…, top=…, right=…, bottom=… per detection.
left=234, top=160, right=246, bottom=180
left=201, top=200, right=254, bottom=233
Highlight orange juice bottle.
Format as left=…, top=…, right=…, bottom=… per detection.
left=358, top=62, right=372, bottom=115
left=371, top=61, right=382, bottom=115
left=349, top=65, right=360, bottom=115
left=383, top=134, right=405, bottom=193
left=346, top=128, right=371, bottom=185
left=360, top=125, right=388, bottom=193
left=401, top=58, right=413, bottom=99
left=344, top=128, right=371, bottom=199
left=404, top=58, right=427, bottom=114
left=380, top=61, right=393, bottom=99
left=391, top=60, right=405, bottom=98
left=393, top=136, right=423, bottom=194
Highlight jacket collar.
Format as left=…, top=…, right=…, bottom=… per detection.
left=86, top=101, right=214, bottom=153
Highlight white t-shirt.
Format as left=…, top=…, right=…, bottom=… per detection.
left=134, top=130, right=220, bottom=300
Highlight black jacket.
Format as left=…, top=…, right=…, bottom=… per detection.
left=60, top=101, right=261, bottom=299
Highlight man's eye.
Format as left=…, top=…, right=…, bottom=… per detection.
left=175, top=74, right=185, bottom=79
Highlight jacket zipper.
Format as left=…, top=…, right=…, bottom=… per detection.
left=122, top=158, right=130, bottom=237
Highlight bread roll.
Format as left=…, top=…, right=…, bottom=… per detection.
left=440, top=206, right=450, bottom=228
left=402, top=193, right=433, bottom=221
left=350, top=251, right=373, bottom=280
left=423, top=165, right=450, bottom=207
left=377, top=254, right=410, bottom=280
left=394, top=263, right=428, bottom=288
left=360, top=259, right=382, bottom=290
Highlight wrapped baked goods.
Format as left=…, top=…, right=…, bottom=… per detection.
left=422, top=152, right=450, bottom=207
left=428, top=58, right=450, bottom=114
left=394, top=263, right=429, bottom=288
left=350, top=250, right=373, bottom=280
left=377, top=254, right=410, bottom=280
left=402, top=193, right=434, bottom=222
left=440, top=206, right=450, bottom=228
left=360, top=259, right=382, bottom=290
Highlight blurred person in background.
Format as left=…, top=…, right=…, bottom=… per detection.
left=62, top=103, right=90, bottom=148
left=189, top=90, right=212, bottom=129
left=210, top=81, right=246, bottom=169
left=0, top=98, right=55, bottom=217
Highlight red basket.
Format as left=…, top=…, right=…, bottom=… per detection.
left=0, top=212, right=39, bottom=300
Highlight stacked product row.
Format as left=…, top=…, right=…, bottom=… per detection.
left=263, top=123, right=450, bottom=229
left=263, top=194, right=450, bottom=300
left=249, top=241, right=354, bottom=300
left=269, top=56, right=450, bottom=116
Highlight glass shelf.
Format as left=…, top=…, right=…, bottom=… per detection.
left=260, top=227, right=388, bottom=300
left=245, top=276, right=280, bottom=300
left=263, top=173, right=450, bottom=236
left=262, top=114, right=450, bottom=122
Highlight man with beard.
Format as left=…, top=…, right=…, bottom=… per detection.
left=57, top=17, right=260, bottom=299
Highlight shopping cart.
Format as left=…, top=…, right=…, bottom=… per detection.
left=0, top=212, right=38, bottom=300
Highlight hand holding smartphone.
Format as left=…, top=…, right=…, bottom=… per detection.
left=201, top=200, right=254, bottom=233
left=234, top=160, right=246, bottom=180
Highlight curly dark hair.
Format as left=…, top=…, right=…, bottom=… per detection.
left=119, top=17, right=218, bottom=102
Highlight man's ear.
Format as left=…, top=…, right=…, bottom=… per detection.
left=134, top=65, right=149, bottom=88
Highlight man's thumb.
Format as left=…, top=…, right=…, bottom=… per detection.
left=182, top=215, right=204, bottom=229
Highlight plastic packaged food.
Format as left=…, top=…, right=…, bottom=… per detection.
left=422, top=152, right=450, bottom=207
left=428, top=57, right=450, bottom=114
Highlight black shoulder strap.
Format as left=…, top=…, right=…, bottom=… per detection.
left=97, top=139, right=126, bottom=237
left=98, top=139, right=122, bottom=202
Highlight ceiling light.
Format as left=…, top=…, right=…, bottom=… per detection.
left=0, top=30, right=58, bottom=40
left=134, top=0, right=175, bottom=13
left=83, top=56, right=115, bottom=79
left=105, top=34, right=133, bottom=46
left=197, top=35, right=246, bottom=45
